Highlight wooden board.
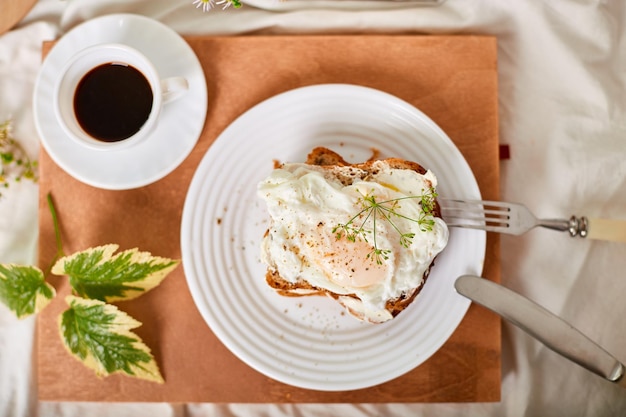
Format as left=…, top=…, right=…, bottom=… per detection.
left=37, top=35, right=501, bottom=403
left=0, top=0, right=37, bottom=35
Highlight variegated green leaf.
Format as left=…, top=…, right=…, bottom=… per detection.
left=51, top=244, right=178, bottom=302
left=59, top=295, right=163, bottom=383
left=0, top=264, right=55, bottom=319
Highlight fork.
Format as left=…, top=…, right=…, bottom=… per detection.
left=438, top=198, right=589, bottom=237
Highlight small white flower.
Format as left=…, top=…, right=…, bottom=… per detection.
left=193, top=0, right=215, bottom=12
left=216, top=0, right=231, bottom=9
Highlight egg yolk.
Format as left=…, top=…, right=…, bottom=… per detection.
left=312, top=231, right=389, bottom=289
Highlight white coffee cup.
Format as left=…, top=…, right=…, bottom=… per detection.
left=54, top=43, right=188, bottom=151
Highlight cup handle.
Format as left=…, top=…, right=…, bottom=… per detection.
left=161, top=77, right=189, bottom=104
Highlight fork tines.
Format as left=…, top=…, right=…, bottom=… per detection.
left=438, top=198, right=511, bottom=232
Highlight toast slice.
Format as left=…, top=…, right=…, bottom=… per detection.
left=260, top=147, right=446, bottom=323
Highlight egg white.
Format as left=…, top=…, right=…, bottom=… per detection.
left=258, top=161, right=449, bottom=322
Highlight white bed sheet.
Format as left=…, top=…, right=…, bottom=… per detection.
left=1, top=0, right=626, bottom=415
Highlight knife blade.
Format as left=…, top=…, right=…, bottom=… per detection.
left=455, top=275, right=626, bottom=389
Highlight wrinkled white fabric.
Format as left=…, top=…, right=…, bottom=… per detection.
left=1, top=0, right=626, bottom=416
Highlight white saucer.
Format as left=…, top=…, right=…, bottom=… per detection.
left=33, top=14, right=207, bottom=190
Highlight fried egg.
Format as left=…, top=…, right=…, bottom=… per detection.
left=258, top=160, right=449, bottom=323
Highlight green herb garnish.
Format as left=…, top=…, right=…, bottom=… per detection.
left=332, top=187, right=438, bottom=264
left=0, top=264, right=55, bottom=319
left=60, top=295, right=164, bottom=383
left=0, top=119, right=38, bottom=197
left=52, top=244, right=179, bottom=303
left=0, top=192, right=177, bottom=383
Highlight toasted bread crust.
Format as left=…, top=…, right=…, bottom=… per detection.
left=306, top=147, right=427, bottom=176
left=264, top=147, right=441, bottom=322
left=265, top=269, right=326, bottom=297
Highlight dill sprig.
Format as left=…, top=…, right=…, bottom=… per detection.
left=332, top=188, right=438, bottom=265
left=0, top=119, right=38, bottom=197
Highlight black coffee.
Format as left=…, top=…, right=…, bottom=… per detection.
left=74, top=63, right=153, bottom=142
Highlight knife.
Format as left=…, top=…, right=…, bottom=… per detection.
left=455, top=275, right=626, bottom=389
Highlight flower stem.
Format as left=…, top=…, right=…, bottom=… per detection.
left=44, top=192, right=65, bottom=276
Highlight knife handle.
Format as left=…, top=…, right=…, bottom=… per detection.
left=587, top=218, right=626, bottom=243
left=455, top=275, right=626, bottom=387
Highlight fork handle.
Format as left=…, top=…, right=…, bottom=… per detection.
left=538, top=216, right=588, bottom=237
left=540, top=217, right=626, bottom=243
left=587, top=218, right=626, bottom=243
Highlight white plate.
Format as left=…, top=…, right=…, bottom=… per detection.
left=181, top=84, right=485, bottom=391
left=33, top=14, right=207, bottom=190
